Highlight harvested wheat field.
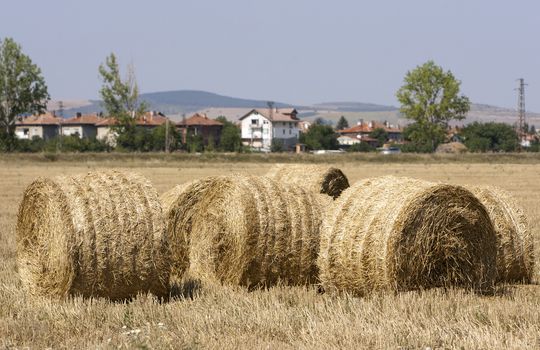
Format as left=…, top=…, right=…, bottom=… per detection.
left=163, top=175, right=328, bottom=286
left=1, top=156, right=539, bottom=349
left=266, top=164, right=349, bottom=198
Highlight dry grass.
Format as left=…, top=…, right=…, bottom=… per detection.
left=1, top=160, right=539, bottom=348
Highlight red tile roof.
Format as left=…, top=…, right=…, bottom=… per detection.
left=177, top=113, right=223, bottom=126
left=62, top=114, right=102, bottom=125
left=16, top=113, right=62, bottom=126
left=95, top=112, right=169, bottom=127
left=239, top=108, right=299, bottom=123
left=338, top=121, right=401, bottom=134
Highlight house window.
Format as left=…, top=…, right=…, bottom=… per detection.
left=289, top=129, right=292, bottom=135
left=283, top=129, right=285, bottom=135
left=263, top=120, right=268, bottom=124
left=289, top=122, right=292, bottom=128
left=251, top=119, right=258, bottom=125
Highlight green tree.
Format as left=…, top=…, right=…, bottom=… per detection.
left=151, top=123, right=180, bottom=152
left=336, top=116, right=349, bottom=130
left=460, top=122, right=518, bottom=152
left=400, top=123, right=445, bottom=153
left=206, top=134, right=215, bottom=152
left=370, top=127, right=388, bottom=147
left=186, top=132, right=203, bottom=153
left=396, top=61, right=470, bottom=152
left=216, top=116, right=242, bottom=152
left=98, top=53, right=147, bottom=149
left=0, top=38, right=49, bottom=151
left=299, top=123, right=339, bottom=150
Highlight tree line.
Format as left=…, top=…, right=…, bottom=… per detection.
left=0, top=37, right=536, bottom=153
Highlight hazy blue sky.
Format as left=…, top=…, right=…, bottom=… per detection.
left=1, top=0, right=538, bottom=110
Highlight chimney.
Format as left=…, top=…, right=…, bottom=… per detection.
left=52, top=110, right=56, bottom=117
left=357, top=119, right=363, bottom=126
left=76, top=112, right=82, bottom=118
left=368, top=121, right=373, bottom=128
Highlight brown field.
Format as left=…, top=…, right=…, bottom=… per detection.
left=1, top=156, right=539, bottom=349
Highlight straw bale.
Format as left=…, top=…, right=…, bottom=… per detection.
left=266, top=164, right=349, bottom=199
left=165, top=175, right=326, bottom=287
left=318, top=176, right=497, bottom=296
left=16, top=171, right=170, bottom=299
left=469, top=186, right=534, bottom=283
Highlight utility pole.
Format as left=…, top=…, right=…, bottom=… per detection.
left=517, top=78, right=527, bottom=145
left=58, top=100, right=64, bottom=118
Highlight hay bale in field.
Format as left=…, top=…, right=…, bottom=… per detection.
left=161, top=182, right=193, bottom=215
left=265, top=164, right=349, bottom=199
left=164, top=175, right=326, bottom=287
left=16, top=171, right=170, bottom=299
left=318, top=176, right=497, bottom=296
left=469, top=186, right=534, bottom=283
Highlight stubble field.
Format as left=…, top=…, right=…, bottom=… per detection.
left=1, top=157, right=539, bottom=349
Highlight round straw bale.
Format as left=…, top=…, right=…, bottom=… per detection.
left=318, top=176, right=497, bottom=296
left=161, top=182, right=193, bottom=216
left=16, top=171, right=170, bottom=299
left=469, top=186, right=534, bottom=283
left=266, top=164, right=349, bottom=199
left=164, top=175, right=326, bottom=287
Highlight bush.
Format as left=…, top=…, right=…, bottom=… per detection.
left=460, top=122, right=518, bottom=152
left=271, top=139, right=284, bottom=152
left=401, top=123, right=445, bottom=153
left=347, top=142, right=374, bottom=152
left=299, top=124, right=338, bottom=150
left=216, top=116, right=243, bottom=152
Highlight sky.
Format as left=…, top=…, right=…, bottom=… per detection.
left=1, top=0, right=539, bottom=110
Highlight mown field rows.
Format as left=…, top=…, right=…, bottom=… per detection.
left=1, top=160, right=539, bottom=348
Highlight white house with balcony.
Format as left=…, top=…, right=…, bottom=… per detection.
left=239, top=108, right=300, bottom=151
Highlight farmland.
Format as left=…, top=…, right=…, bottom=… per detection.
left=1, top=156, right=539, bottom=348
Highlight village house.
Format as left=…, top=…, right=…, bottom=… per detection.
left=239, top=108, right=300, bottom=151
left=95, top=111, right=169, bottom=143
left=60, top=113, right=102, bottom=138
left=177, top=113, right=223, bottom=147
left=15, top=113, right=62, bottom=140
left=337, top=120, right=403, bottom=146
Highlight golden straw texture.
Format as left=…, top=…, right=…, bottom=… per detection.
left=318, top=176, right=497, bottom=296
left=164, top=175, right=326, bottom=287
left=469, top=186, right=534, bottom=283
left=266, top=164, right=350, bottom=199
left=16, top=171, right=170, bottom=299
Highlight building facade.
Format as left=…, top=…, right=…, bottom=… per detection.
left=177, top=113, right=223, bottom=147
left=15, top=113, right=62, bottom=140
left=61, top=113, right=101, bottom=138
left=239, top=108, right=300, bottom=151
left=337, top=120, right=403, bottom=146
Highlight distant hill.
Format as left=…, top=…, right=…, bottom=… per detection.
left=59, top=90, right=295, bottom=117
left=51, top=90, right=539, bottom=127
left=312, top=102, right=398, bottom=112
